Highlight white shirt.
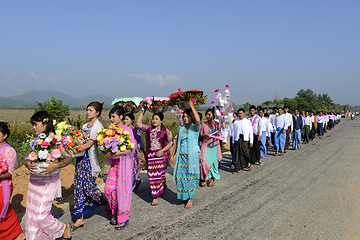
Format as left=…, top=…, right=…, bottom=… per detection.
left=285, top=112, right=293, bottom=131
left=317, top=115, right=325, bottom=124
left=273, top=114, right=288, bottom=130
left=302, top=116, right=306, bottom=127
left=233, top=118, right=254, bottom=144
left=304, top=116, right=312, bottom=130
left=248, top=114, right=265, bottom=136
left=222, top=124, right=233, bottom=144
left=264, top=117, right=273, bottom=137
left=269, top=113, right=278, bottom=126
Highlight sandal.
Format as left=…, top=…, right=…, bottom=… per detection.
left=115, top=220, right=129, bottom=230
left=208, top=179, right=215, bottom=187
left=200, top=181, right=207, bottom=187
left=110, top=216, right=117, bottom=225
left=232, top=170, right=241, bottom=175
left=70, top=223, right=84, bottom=232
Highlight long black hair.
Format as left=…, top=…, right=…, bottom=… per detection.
left=205, top=108, right=215, bottom=120
left=30, top=111, right=55, bottom=134
left=183, top=109, right=195, bottom=124
left=109, top=106, right=125, bottom=119
left=0, top=122, right=10, bottom=140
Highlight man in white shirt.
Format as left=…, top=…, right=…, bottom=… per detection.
left=310, top=111, right=316, bottom=141
left=248, top=105, right=264, bottom=169
left=317, top=111, right=325, bottom=138
left=284, top=106, right=293, bottom=152
left=264, top=113, right=273, bottom=152
left=269, top=107, right=278, bottom=146
left=273, top=107, right=287, bottom=156
left=232, top=108, right=253, bottom=174
left=223, top=113, right=238, bottom=169
left=258, top=108, right=268, bottom=165
left=303, top=111, right=312, bottom=144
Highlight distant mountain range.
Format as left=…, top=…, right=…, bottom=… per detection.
left=0, top=90, right=115, bottom=108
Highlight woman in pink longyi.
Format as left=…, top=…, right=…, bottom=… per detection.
left=104, top=106, right=136, bottom=230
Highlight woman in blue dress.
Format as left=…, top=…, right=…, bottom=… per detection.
left=172, top=100, right=201, bottom=208
left=71, top=101, right=109, bottom=231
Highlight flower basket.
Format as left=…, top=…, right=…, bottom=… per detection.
left=112, top=97, right=143, bottom=114
left=141, top=97, right=170, bottom=113
left=148, top=106, right=170, bottom=113
left=169, top=90, right=206, bottom=109
left=33, top=161, right=61, bottom=177
left=177, top=102, right=200, bottom=110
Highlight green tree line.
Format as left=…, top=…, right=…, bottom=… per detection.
left=238, top=89, right=359, bottom=113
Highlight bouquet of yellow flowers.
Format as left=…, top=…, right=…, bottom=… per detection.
left=97, top=124, right=135, bottom=153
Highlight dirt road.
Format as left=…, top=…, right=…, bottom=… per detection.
left=19, top=117, right=360, bottom=239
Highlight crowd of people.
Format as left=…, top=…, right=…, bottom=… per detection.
left=0, top=101, right=345, bottom=239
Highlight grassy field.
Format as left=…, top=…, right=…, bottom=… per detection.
left=0, top=109, right=184, bottom=169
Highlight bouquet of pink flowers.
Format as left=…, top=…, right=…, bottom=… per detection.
left=27, top=133, right=67, bottom=176
left=0, top=155, right=9, bottom=175
left=28, top=133, right=66, bottom=163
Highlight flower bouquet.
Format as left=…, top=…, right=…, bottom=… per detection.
left=112, top=97, right=143, bottom=114
left=0, top=155, right=9, bottom=175
left=169, top=89, right=206, bottom=110
left=140, top=97, right=170, bottom=113
left=54, top=121, right=90, bottom=158
left=27, top=133, right=67, bottom=176
left=97, top=124, right=135, bottom=154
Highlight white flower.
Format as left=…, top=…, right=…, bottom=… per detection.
left=38, top=150, right=49, bottom=160
left=44, top=137, right=52, bottom=143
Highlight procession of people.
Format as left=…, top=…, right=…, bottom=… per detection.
left=0, top=100, right=346, bottom=239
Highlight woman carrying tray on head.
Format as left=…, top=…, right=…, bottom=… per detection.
left=24, top=111, right=72, bottom=240
left=199, top=108, right=222, bottom=187
left=137, top=109, right=173, bottom=206
left=71, top=101, right=109, bottom=231
left=0, top=122, right=25, bottom=240
left=172, top=100, right=201, bottom=208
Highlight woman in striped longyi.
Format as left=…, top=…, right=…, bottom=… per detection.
left=137, top=110, right=173, bottom=206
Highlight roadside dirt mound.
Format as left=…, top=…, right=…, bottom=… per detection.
left=11, top=164, right=75, bottom=213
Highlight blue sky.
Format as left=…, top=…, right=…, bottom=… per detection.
left=0, top=1, right=359, bottom=105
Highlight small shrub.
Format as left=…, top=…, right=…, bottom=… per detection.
left=35, top=97, right=70, bottom=121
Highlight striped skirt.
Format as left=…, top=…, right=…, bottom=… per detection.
left=147, top=151, right=167, bottom=198
left=175, top=154, right=200, bottom=200
left=25, top=174, right=65, bottom=240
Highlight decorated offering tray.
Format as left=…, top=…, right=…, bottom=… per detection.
left=141, top=97, right=170, bottom=113
left=169, top=90, right=206, bottom=110
left=112, top=97, right=143, bottom=113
